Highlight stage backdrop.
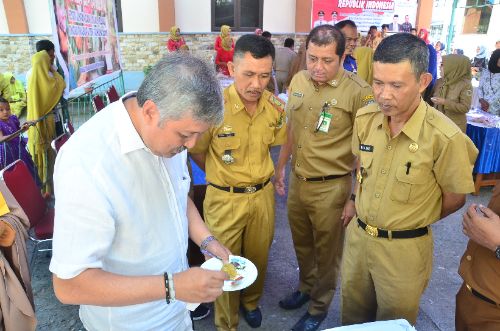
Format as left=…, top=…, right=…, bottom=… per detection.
left=311, top=0, right=418, bottom=32
left=51, top=0, right=122, bottom=92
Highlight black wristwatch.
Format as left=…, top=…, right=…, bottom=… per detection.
left=495, top=246, right=500, bottom=260
left=350, top=193, right=356, bottom=201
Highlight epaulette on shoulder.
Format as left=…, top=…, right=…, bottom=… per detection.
left=345, top=70, right=371, bottom=88
left=355, top=103, right=379, bottom=118
left=426, top=106, right=460, bottom=138
left=268, top=94, right=285, bottom=113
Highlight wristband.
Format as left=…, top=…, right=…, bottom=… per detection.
left=163, top=272, right=170, bottom=304
left=200, top=235, right=216, bottom=251
left=350, top=193, right=356, bottom=201
left=168, top=273, right=175, bottom=301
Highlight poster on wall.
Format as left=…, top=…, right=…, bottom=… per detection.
left=311, top=0, right=418, bottom=32
left=51, top=0, right=122, bottom=92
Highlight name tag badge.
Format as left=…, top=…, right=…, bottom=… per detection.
left=318, top=113, right=332, bottom=133
left=217, top=133, right=235, bottom=138
left=359, top=144, right=374, bottom=152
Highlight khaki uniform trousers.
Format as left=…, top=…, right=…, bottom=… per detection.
left=341, top=221, right=433, bottom=325
left=287, top=174, right=350, bottom=315
left=456, top=283, right=500, bottom=331
left=203, top=183, right=275, bottom=331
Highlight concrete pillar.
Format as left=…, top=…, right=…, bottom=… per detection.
left=158, top=0, right=175, bottom=32
left=3, top=0, right=29, bottom=33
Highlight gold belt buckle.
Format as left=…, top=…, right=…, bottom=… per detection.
left=365, top=224, right=379, bottom=237
left=297, top=175, right=307, bottom=181
left=244, top=186, right=257, bottom=194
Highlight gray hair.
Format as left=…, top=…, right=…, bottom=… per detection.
left=373, top=33, right=429, bottom=79
left=137, top=53, right=223, bottom=125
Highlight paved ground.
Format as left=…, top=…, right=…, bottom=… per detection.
left=32, top=146, right=494, bottom=331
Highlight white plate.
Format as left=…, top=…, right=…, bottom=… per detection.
left=201, top=255, right=258, bottom=291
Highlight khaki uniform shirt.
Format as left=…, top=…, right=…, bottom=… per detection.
left=274, top=47, right=297, bottom=75
left=459, top=182, right=500, bottom=303
left=190, top=84, right=286, bottom=187
left=432, top=78, right=472, bottom=132
left=353, top=100, right=478, bottom=230
left=287, top=69, right=374, bottom=178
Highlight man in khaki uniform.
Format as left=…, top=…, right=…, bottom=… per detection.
left=274, top=38, right=297, bottom=93
left=342, top=33, right=478, bottom=325
left=190, top=34, right=286, bottom=331
left=456, top=182, right=500, bottom=331
left=275, top=25, right=374, bottom=331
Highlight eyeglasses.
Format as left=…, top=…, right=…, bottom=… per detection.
left=315, top=102, right=330, bottom=133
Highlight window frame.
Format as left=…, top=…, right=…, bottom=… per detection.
left=211, top=0, right=264, bottom=32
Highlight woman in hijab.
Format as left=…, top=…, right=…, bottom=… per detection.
left=431, top=54, right=472, bottom=132
left=478, top=49, right=500, bottom=116
left=471, top=45, right=488, bottom=80
left=166, top=26, right=186, bottom=52
left=215, top=36, right=234, bottom=76
left=214, top=25, right=233, bottom=52
left=2, top=73, right=26, bottom=117
left=27, top=50, right=65, bottom=194
left=418, top=28, right=438, bottom=102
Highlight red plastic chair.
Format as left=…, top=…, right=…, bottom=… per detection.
left=92, top=95, right=106, bottom=113
left=106, top=85, right=120, bottom=103
left=51, top=133, right=70, bottom=153
left=0, top=160, right=54, bottom=269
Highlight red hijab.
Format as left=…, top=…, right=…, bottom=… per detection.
left=418, top=28, right=430, bottom=44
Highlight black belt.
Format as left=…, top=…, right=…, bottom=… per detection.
left=209, top=179, right=271, bottom=194
left=357, top=218, right=428, bottom=239
left=295, top=173, right=350, bottom=182
left=466, top=284, right=499, bottom=307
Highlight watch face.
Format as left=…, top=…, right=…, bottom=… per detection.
left=496, top=247, right=500, bottom=260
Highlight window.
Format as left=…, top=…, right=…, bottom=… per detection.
left=212, top=0, right=263, bottom=32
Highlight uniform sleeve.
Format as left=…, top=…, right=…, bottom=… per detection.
left=433, top=133, right=478, bottom=194
left=351, top=117, right=361, bottom=158
left=189, top=129, right=213, bottom=154
left=444, top=82, right=472, bottom=114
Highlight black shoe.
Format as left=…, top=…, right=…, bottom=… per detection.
left=191, top=304, right=210, bottom=321
left=279, top=291, right=310, bottom=310
left=241, top=306, right=262, bottom=328
left=291, top=312, right=326, bottom=331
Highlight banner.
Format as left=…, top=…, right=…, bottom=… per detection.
left=51, top=0, right=122, bottom=91
left=311, top=0, right=418, bottom=32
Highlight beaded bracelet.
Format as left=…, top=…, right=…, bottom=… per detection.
left=200, top=235, right=217, bottom=251
left=163, top=272, right=170, bottom=304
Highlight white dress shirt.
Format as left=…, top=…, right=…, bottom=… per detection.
left=49, top=92, right=192, bottom=331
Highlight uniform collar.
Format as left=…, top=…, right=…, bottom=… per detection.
left=116, top=91, right=147, bottom=155
left=227, top=83, right=267, bottom=116
left=378, top=99, right=427, bottom=142
left=305, top=68, right=346, bottom=88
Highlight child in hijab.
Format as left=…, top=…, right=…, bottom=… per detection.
left=215, top=25, right=233, bottom=52
left=431, top=55, right=472, bottom=132
left=2, top=73, right=26, bottom=117
left=167, top=26, right=186, bottom=52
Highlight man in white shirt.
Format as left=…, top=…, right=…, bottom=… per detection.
left=313, top=11, right=327, bottom=28
left=49, top=53, right=231, bottom=331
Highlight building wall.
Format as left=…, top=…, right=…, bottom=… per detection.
left=121, top=0, right=160, bottom=32
left=263, top=0, right=296, bottom=33
left=0, top=1, right=8, bottom=34
left=174, top=0, right=211, bottom=32
left=23, top=0, right=51, bottom=33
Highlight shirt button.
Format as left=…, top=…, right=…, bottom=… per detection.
left=296, top=163, right=300, bottom=167
left=309, top=107, right=313, bottom=111
left=298, top=145, right=302, bottom=148
left=387, top=145, right=392, bottom=150
left=375, top=193, right=380, bottom=198
left=381, top=169, right=386, bottom=174
left=466, top=255, right=472, bottom=261
left=304, top=126, right=308, bottom=129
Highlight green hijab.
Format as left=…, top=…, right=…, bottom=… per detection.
left=438, top=55, right=471, bottom=107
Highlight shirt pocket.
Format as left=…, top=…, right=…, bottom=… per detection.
left=262, top=126, right=276, bottom=145
left=359, top=151, right=374, bottom=178
left=326, top=107, right=351, bottom=137
left=390, top=165, right=432, bottom=204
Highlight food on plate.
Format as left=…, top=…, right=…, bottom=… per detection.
left=221, top=262, right=243, bottom=281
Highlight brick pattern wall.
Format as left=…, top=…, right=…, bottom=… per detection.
left=0, top=33, right=307, bottom=74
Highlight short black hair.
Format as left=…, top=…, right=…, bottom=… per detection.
left=306, top=25, right=345, bottom=58
left=410, top=28, right=417, bottom=32
left=234, top=34, right=275, bottom=61
left=381, top=24, right=389, bottom=30
left=284, top=38, right=294, bottom=48
left=335, top=20, right=357, bottom=30
left=261, top=31, right=272, bottom=39
left=374, top=33, right=429, bottom=79
left=488, top=49, right=500, bottom=73
left=369, top=25, right=377, bottom=31
left=394, top=14, right=399, bottom=17
left=36, top=39, right=55, bottom=52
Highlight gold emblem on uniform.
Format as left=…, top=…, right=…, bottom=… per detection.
left=222, top=152, right=235, bottom=164
left=330, top=98, right=337, bottom=106
left=223, top=125, right=232, bottom=132
left=409, top=142, right=419, bottom=153
left=276, top=114, right=284, bottom=129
